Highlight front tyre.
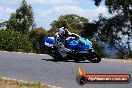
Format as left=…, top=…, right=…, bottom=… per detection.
left=89, top=52, right=101, bottom=63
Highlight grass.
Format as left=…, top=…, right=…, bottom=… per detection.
left=0, top=77, right=50, bottom=88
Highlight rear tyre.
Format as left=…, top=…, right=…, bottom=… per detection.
left=48, top=47, right=61, bottom=62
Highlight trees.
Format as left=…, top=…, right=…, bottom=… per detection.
left=29, top=27, right=48, bottom=53
left=49, top=14, right=100, bottom=38
left=7, top=0, right=35, bottom=34
left=0, top=30, right=33, bottom=52
left=0, top=0, right=36, bottom=53
left=58, top=14, right=89, bottom=30
left=93, top=0, right=132, bottom=58
left=49, top=14, right=89, bottom=35
left=81, top=22, right=99, bottom=38
left=6, top=13, right=17, bottom=30
left=49, top=14, right=99, bottom=37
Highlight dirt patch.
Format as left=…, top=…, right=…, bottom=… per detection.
left=103, top=58, right=132, bottom=62
left=115, top=58, right=132, bottom=62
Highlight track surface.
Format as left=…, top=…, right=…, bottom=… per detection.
left=0, top=51, right=131, bottom=88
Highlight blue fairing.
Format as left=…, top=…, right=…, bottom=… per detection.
left=43, top=37, right=55, bottom=47
left=43, top=36, right=92, bottom=51
left=66, top=36, right=92, bottom=51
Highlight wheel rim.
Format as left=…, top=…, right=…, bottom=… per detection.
left=91, top=53, right=101, bottom=63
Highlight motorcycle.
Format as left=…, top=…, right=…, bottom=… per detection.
left=43, top=36, right=101, bottom=63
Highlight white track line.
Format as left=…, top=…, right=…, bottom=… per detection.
left=1, top=50, right=45, bottom=56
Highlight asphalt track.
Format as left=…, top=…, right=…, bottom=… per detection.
left=0, top=51, right=132, bottom=88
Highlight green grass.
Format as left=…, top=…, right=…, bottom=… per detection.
left=0, top=77, right=50, bottom=88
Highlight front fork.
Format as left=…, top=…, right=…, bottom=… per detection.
left=86, top=48, right=95, bottom=61
left=88, top=48, right=94, bottom=53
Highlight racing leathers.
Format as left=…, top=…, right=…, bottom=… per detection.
left=54, top=30, right=79, bottom=58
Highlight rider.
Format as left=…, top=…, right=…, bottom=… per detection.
left=54, top=27, right=79, bottom=59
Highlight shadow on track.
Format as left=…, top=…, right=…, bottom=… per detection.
left=41, top=59, right=90, bottom=63
left=41, top=59, right=54, bottom=61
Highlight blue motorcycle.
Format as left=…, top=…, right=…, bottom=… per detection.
left=43, top=36, right=101, bottom=63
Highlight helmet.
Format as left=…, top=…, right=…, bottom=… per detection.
left=58, top=27, right=68, bottom=37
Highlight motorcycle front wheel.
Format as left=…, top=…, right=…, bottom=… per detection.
left=88, top=52, right=101, bottom=63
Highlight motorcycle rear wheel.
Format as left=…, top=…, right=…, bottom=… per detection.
left=48, top=47, right=61, bottom=62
